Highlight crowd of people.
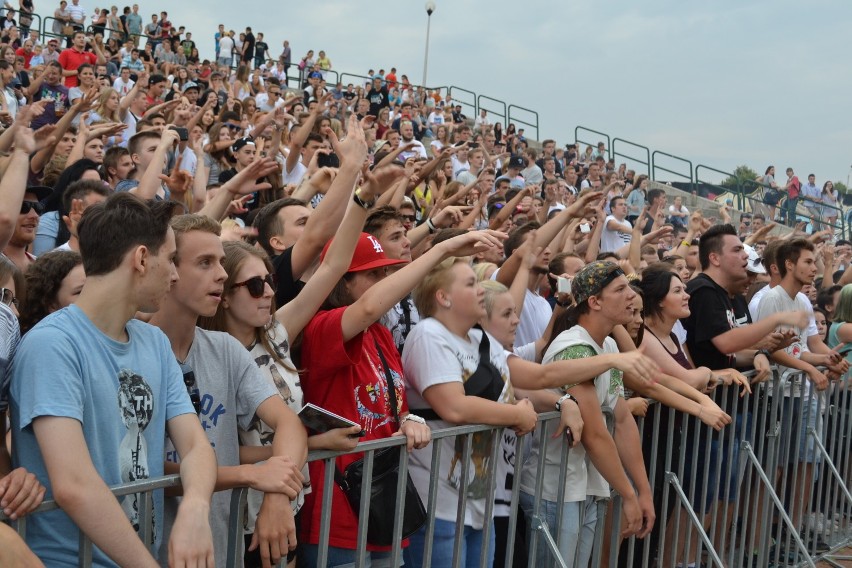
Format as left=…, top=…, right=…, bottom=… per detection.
left=0, top=3, right=850, bottom=568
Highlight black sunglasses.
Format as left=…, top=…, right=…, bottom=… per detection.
left=179, top=362, right=202, bottom=415
left=401, top=214, right=416, bottom=222
left=232, top=274, right=277, bottom=298
left=225, top=123, right=242, bottom=131
left=21, top=200, right=44, bottom=215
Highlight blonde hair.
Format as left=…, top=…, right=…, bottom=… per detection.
left=478, top=280, right=509, bottom=318
left=170, top=214, right=221, bottom=264
left=473, top=262, right=497, bottom=282
left=412, top=257, right=469, bottom=318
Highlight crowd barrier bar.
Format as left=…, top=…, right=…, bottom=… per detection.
left=6, top=368, right=852, bottom=567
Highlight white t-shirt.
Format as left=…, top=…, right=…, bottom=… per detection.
left=519, top=324, right=624, bottom=502
left=754, top=285, right=813, bottom=396
left=601, top=215, right=632, bottom=253
left=399, top=139, right=427, bottom=161
left=113, top=77, right=135, bottom=97
left=402, top=318, right=513, bottom=529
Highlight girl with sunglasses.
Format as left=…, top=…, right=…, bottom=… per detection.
left=199, top=115, right=375, bottom=566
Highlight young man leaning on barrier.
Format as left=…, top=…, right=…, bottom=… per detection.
left=753, top=238, right=848, bottom=551
left=10, top=192, right=218, bottom=567
left=149, top=210, right=307, bottom=568
left=522, top=261, right=656, bottom=566
left=682, top=224, right=810, bottom=555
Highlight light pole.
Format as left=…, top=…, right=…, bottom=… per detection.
left=422, top=1, right=435, bottom=87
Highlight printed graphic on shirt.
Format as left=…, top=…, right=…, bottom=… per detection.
left=447, top=366, right=510, bottom=500
left=555, top=343, right=625, bottom=397
left=117, top=369, right=154, bottom=543
left=353, top=349, right=404, bottom=433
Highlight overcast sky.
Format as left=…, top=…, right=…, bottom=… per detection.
left=90, top=0, right=851, bottom=185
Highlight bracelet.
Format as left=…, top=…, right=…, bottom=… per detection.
left=757, top=349, right=771, bottom=360
left=425, top=217, right=437, bottom=233
left=401, top=414, right=425, bottom=426
left=352, top=189, right=375, bottom=210
left=555, top=392, right=576, bottom=411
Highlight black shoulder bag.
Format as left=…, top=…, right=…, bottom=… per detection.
left=333, top=338, right=427, bottom=546
left=415, top=327, right=505, bottom=421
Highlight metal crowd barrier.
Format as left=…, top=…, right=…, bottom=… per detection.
left=5, top=370, right=852, bottom=567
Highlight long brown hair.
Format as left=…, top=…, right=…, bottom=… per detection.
left=197, top=240, right=291, bottom=369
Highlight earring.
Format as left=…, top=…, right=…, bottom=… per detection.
left=444, top=300, right=452, bottom=309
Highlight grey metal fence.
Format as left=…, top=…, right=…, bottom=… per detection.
left=5, top=371, right=852, bottom=567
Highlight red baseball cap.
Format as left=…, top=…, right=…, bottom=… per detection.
left=321, top=232, right=408, bottom=273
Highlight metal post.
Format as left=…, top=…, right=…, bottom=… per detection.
left=422, top=2, right=435, bottom=86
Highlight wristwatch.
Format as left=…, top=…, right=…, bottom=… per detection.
left=352, top=189, right=375, bottom=210
left=555, top=392, right=577, bottom=411
left=401, top=414, right=426, bottom=426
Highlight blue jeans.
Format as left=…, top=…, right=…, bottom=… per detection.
left=519, top=493, right=597, bottom=567
left=403, top=518, right=495, bottom=568
left=299, top=545, right=401, bottom=568
left=783, top=196, right=799, bottom=225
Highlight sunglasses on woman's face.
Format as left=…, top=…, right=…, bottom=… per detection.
left=232, top=274, right=277, bottom=298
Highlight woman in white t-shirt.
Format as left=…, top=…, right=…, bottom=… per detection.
left=402, top=257, right=537, bottom=567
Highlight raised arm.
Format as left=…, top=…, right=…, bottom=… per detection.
left=276, top=113, right=369, bottom=340
left=340, top=230, right=505, bottom=342
left=284, top=92, right=329, bottom=174
left=132, top=128, right=179, bottom=200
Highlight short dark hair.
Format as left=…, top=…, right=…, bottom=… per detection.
left=61, top=180, right=110, bottom=217
left=364, top=206, right=403, bottom=238
left=252, top=198, right=308, bottom=257
left=78, top=193, right=181, bottom=277
left=817, top=285, right=842, bottom=311
left=647, top=188, right=665, bottom=203
left=776, top=238, right=814, bottom=278
left=698, top=223, right=737, bottom=270
left=504, top=221, right=540, bottom=258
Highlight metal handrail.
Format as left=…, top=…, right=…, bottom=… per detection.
left=695, top=164, right=743, bottom=208
left=652, top=150, right=694, bottom=191
left=508, top=103, right=539, bottom=141
left=476, top=94, right=506, bottom=129
left=448, top=85, right=477, bottom=117
left=574, top=126, right=611, bottom=158
left=612, top=137, right=651, bottom=177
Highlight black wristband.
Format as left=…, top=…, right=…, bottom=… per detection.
left=352, top=190, right=375, bottom=210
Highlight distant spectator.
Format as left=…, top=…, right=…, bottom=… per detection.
left=668, top=196, right=689, bottom=228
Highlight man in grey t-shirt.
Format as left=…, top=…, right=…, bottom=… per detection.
left=150, top=215, right=308, bottom=568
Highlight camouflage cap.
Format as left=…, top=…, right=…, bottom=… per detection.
left=572, top=261, right=625, bottom=306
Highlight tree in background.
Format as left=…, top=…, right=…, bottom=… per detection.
left=720, top=165, right=761, bottom=194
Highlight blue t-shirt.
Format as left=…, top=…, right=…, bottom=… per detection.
left=10, top=304, right=194, bottom=567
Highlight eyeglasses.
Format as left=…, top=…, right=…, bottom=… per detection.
left=0, top=288, right=17, bottom=308
left=225, top=123, right=242, bottom=131
left=401, top=214, right=416, bottom=222
left=268, top=91, right=280, bottom=96
left=232, top=274, right=277, bottom=298
left=179, top=362, right=202, bottom=415
left=21, top=200, right=45, bottom=215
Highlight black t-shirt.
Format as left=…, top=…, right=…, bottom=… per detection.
left=273, top=246, right=305, bottom=307
left=243, top=32, right=255, bottom=59
left=366, top=86, right=388, bottom=116
left=254, top=41, right=268, bottom=60
left=683, top=273, right=739, bottom=370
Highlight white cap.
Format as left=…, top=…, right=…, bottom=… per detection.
left=744, top=243, right=765, bottom=274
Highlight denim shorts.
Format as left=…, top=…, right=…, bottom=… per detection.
left=779, top=395, right=822, bottom=464
left=519, top=492, right=598, bottom=567
left=299, top=545, right=401, bottom=568
left=403, top=518, right=494, bottom=568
